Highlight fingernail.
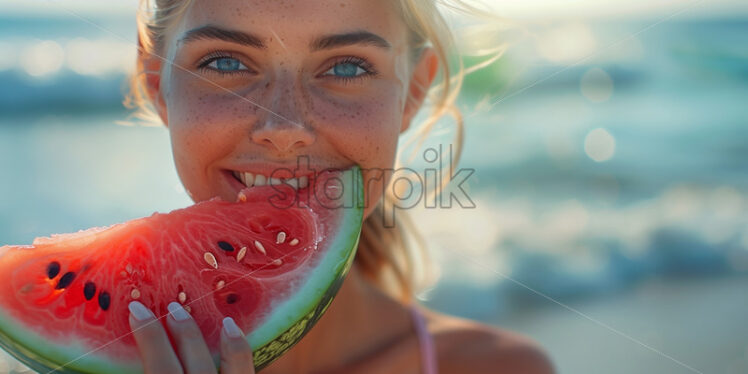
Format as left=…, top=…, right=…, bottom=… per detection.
left=167, top=302, right=190, bottom=322
left=128, top=301, right=154, bottom=322
left=222, top=317, right=243, bottom=338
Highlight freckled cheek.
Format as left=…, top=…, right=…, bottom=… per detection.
left=165, top=87, right=255, bottom=200
left=310, top=94, right=402, bottom=165
left=308, top=92, right=403, bottom=214
left=168, top=86, right=256, bottom=145
left=168, top=75, right=257, bottom=128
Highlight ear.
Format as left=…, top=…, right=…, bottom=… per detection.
left=401, top=47, right=438, bottom=133
left=137, top=41, right=169, bottom=127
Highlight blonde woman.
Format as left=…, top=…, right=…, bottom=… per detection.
left=127, top=0, right=555, bottom=373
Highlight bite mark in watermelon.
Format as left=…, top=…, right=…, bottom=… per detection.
left=0, top=167, right=364, bottom=373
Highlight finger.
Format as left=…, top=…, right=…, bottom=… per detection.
left=220, top=317, right=255, bottom=374
left=165, top=302, right=218, bottom=374
left=128, top=301, right=184, bottom=374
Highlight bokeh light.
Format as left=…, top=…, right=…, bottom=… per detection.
left=584, top=128, right=616, bottom=162
left=20, top=40, right=64, bottom=77
left=65, top=38, right=136, bottom=76
left=536, top=22, right=597, bottom=64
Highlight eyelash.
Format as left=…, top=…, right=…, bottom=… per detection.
left=197, top=51, right=253, bottom=77
left=196, top=51, right=377, bottom=83
left=323, top=56, right=378, bottom=84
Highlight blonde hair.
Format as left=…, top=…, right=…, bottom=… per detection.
left=127, top=0, right=502, bottom=303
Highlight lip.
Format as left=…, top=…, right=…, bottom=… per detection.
left=222, top=169, right=248, bottom=194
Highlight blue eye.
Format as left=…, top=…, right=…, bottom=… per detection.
left=206, top=57, right=248, bottom=72
left=326, top=62, right=365, bottom=78
left=322, top=57, right=375, bottom=81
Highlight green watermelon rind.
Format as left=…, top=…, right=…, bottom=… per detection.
left=0, top=166, right=364, bottom=373
left=248, top=166, right=364, bottom=370
left=0, top=298, right=133, bottom=373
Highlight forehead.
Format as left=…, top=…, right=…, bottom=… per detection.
left=177, top=0, right=408, bottom=50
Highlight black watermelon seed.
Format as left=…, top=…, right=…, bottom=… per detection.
left=226, top=293, right=239, bottom=304
left=55, top=272, right=76, bottom=289
left=98, top=291, right=111, bottom=311
left=217, top=241, right=234, bottom=252
left=46, top=262, right=61, bottom=279
left=83, top=282, right=96, bottom=300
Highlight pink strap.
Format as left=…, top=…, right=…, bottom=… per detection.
left=409, top=305, right=438, bottom=374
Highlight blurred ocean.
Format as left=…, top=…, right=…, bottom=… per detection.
left=1, top=12, right=747, bottom=374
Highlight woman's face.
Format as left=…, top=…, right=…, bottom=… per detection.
left=147, top=0, right=436, bottom=218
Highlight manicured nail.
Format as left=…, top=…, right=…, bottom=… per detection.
left=128, top=301, right=154, bottom=322
left=222, top=317, right=243, bottom=338
left=167, top=302, right=190, bottom=322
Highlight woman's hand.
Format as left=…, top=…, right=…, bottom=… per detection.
left=128, top=301, right=255, bottom=374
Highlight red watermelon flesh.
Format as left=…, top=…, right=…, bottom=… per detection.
left=0, top=167, right=363, bottom=373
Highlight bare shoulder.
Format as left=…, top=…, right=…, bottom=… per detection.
left=423, top=310, right=556, bottom=374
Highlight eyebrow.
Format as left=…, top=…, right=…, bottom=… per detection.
left=179, top=26, right=266, bottom=49
left=311, top=30, right=391, bottom=51
left=178, top=25, right=391, bottom=51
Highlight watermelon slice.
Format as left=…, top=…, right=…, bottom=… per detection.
left=0, top=166, right=364, bottom=373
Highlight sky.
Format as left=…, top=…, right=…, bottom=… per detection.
left=2, top=0, right=747, bottom=19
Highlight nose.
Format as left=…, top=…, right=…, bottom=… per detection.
left=250, top=85, right=315, bottom=152
left=251, top=115, right=315, bottom=152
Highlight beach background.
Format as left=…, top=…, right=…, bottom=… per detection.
left=1, top=0, right=747, bottom=373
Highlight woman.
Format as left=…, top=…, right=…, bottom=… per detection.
left=127, top=0, right=555, bottom=372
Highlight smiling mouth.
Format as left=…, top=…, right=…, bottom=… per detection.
left=231, top=171, right=309, bottom=190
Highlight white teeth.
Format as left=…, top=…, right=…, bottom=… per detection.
left=243, top=173, right=254, bottom=187
left=233, top=171, right=309, bottom=190
left=285, top=178, right=299, bottom=189
left=254, top=174, right=267, bottom=186
left=234, top=171, right=250, bottom=186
